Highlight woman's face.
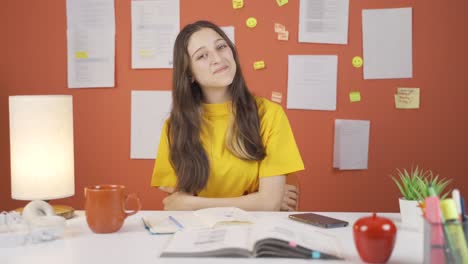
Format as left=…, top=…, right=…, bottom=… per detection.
left=187, top=28, right=236, bottom=93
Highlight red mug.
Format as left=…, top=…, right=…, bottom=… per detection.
left=84, top=184, right=141, bottom=233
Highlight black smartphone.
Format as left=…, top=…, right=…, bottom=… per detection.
left=288, top=213, right=349, bottom=228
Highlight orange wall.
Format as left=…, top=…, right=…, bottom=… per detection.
left=1, top=0, right=468, bottom=212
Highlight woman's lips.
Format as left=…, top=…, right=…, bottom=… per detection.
left=213, top=66, right=228, bottom=74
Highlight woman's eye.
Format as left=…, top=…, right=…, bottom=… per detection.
left=217, top=44, right=228, bottom=50
left=197, top=53, right=208, bottom=60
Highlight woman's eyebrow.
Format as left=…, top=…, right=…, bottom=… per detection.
left=191, top=38, right=226, bottom=58
left=191, top=46, right=205, bottom=58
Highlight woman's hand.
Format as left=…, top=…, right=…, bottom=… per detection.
left=281, top=184, right=298, bottom=211
left=163, top=192, right=196, bottom=210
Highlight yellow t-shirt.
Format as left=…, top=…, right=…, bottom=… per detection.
left=151, top=97, right=304, bottom=197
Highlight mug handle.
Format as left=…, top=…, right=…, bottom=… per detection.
left=124, top=193, right=141, bottom=217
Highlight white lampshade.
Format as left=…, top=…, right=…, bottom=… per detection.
left=9, top=95, right=75, bottom=200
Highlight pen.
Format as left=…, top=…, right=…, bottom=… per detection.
left=452, top=189, right=462, bottom=220
left=461, top=197, right=466, bottom=222
left=168, top=215, right=184, bottom=230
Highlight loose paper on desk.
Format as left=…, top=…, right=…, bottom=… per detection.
left=362, top=8, right=413, bottom=79
left=298, top=0, right=349, bottom=44
left=66, top=0, right=115, bottom=88
left=131, top=0, right=179, bottom=69
left=130, top=91, right=172, bottom=159
left=287, top=55, right=337, bottom=111
left=333, top=119, right=370, bottom=170
left=395, top=88, right=420, bottom=109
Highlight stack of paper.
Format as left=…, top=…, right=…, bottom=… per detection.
left=333, top=119, right=370, bottom=170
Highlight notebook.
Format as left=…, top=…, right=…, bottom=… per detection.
left=142, top=207, right=255, bottom=234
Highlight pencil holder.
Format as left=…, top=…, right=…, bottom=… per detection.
left=424, top=218, right=468, bottom=264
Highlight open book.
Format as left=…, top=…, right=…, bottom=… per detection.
left=142, top=207, right=255, bottom=234
left=160, top=219, right=343, bottom=259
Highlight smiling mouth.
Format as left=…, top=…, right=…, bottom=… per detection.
left=213, top=66, right=228, bottom=74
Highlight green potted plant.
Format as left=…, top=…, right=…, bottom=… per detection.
left=391, top=166, right=452, bottom=229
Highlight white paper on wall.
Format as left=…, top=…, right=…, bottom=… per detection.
left=362, top=7, right=413, bottom=79
left=130, top=90, right=172, bottom=159
left=66, top=0, right=115, bottom=88
left=333, top=119, right=370, bottom=170
left=287, top=55, right=337, bottom=111
left=298, top=0, right=349, bottom=44
left=221, top=26, right=235, bottom=44
left=131, top=0, right=180, bottom=69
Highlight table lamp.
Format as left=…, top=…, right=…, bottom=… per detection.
left=9, top=95, right=75, bottom=219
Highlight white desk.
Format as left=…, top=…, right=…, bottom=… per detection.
left=0, top=211, right=423, bottom=264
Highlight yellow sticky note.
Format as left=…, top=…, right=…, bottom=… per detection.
left=352, top=56, right=363, bottom=68
left=271, top=91, right=282, bottom=103
left=246, top=17, right=257, bottom=28
left=253, top=60, right=265, bottom=70
left=276, top=0, right=288, bottom=7
left=395, top=88, right=420, bottom=109
left=349, top=91, right=361, bottom=102
left=274, top=23, right=286, bottom=33
left=232, top=0, right=243, bottom=9
left=277, top=31, right=289, bottom=41
left=75, top=51, right=88, bottom=59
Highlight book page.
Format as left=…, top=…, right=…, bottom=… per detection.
left=161, top=226, right=251, bottom=257
left=250, top=219, right=342, bottom=257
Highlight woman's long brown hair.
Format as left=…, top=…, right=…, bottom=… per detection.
left=169, top=20, right=265, bottom=194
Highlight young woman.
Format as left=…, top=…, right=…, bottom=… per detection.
left=151, top=20, right=304, bottom=211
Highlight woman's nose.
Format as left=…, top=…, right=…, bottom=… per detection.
left=210, top=51, right=222, bottom=64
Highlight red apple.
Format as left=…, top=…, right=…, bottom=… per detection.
left=354, top=213, right=397, bottom=263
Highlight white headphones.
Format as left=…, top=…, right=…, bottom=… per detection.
left=1, top=201, right=66, bottom=247
left=22, top=200, right=55, bottom=221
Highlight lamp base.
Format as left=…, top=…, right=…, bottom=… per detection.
left=15, top=204, right=75, bottom=220
left=51, top=205, right=75, bottom=219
